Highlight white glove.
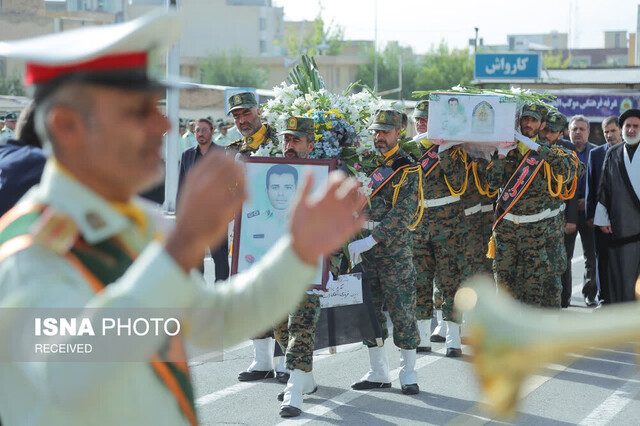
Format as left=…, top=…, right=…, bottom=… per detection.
left=411, top=131, right=429, bottom=143
left=348, top=235, right=377, bottom=265
left=514, top=131, right=540, bottom=151
left=438, top=141, right=459, bottom=153
left=307, top=275, right=336, bottom=295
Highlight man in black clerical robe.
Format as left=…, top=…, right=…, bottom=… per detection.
left=594, top=109, right=640, bottom=303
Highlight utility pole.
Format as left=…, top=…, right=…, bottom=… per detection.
left=373, top=0, right=378, bottom=92
left=474, top=27, right=479, bottom=53
left=164, top=0, right=180, bottom=213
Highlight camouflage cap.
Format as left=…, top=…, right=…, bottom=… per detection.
left=521, top=103, right=548, bottom=121
left=412, top=101, right=429, bottom=118
left=227, top=92, right=257, bottom=115
left=4, top=112, right=17, bottom=121
left=544, top=110, right=567, bottom=132
left=279, top=116, right=314, bottom=138
left=368, top=109, right=402, bottom=131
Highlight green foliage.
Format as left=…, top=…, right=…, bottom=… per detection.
left=285, top=11, right=345, bottom=56
left=542, top=51, right=572, bottom=69
left=199, top=49, right=267, bottom=88
left=413, top=41, right=474, bottom=92
left=355, top=43, right=420, bottom=99
left=286, top=55, right=325, bottom=94
left=413, top=86, right=557, bottom=110
left=355, top=40, right=474, bottom=99
left=0, top=77, right=26, bottom=96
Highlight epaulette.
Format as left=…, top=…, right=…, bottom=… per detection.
left=227, top=139, right=242, bottom=150
left=31, top=208, right=79, bottom=255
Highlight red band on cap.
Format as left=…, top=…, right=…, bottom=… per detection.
left=25, top=51, right=148, bottom=85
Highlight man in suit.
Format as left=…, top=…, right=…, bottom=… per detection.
left=566, top=114, right=598, bottom=306
left=178, top=118, right=229, bottom=282
left=586, top=116, right=622, bottom=304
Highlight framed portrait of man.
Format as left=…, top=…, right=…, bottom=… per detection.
left=231, top=157, right=335, bottom=290
left=427, top=92, right=518, bottom=145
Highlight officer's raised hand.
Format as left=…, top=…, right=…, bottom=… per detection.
left=289, top=170, right=367, bottom=265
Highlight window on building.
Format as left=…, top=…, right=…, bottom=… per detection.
left=259, top=18, right=266, bottom=31
left=615, top=33, right=621, bottom=48
left=260, top=40, right=267, bottom=54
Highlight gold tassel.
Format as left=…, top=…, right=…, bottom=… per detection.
left=486, top=234, right=496, bottom=259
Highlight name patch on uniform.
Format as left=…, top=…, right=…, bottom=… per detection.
left=246, top=210, right=260, bottom=218
left=252, top=234, right=265, bottom=239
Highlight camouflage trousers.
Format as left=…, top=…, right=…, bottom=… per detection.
left=493, top=217, right=557, bottom=306
left=465, top=210, right=494, bottom=277
left=540, top=214, right=567, bottom=308
left=413, top=225, right=469, bottom=323
left=363, top=256, right=419, bottom=349
left=274, top=293, right=321, bottom=372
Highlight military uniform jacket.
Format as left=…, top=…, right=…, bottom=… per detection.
left=414, top=144, right=467, bottom=241
left=365, top=148, right=420, bottom=258
left=0, top=161, right=317, bottom=426
left=487, top=143, right=580, bottom=220
left=227, top=124, right=278, bottom=156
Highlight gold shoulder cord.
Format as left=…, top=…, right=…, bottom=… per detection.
left=472, top=162, right=498, bottom=197
left=392, top=165, right=424, bottom=230
left=544, top=147, right=579, bottom=200
left=444, top=148, right=469, bottom=196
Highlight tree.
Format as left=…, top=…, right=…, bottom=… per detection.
left=542, top=51, right=572, bottom=69
left=285, top=9, right=345, bottom=56
left=199, top=49, right=267, bottom=88
left=355, top=40, right=474, bottom=99
left=0, top=77, right=26, bottom=96
left=355, top=43, right=420, bottom=99
left=413, top=41, right=474, bottom=93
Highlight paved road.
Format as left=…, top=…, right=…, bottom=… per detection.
left=193, top=236, right=639, bottom=425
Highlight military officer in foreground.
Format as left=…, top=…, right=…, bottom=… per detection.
left=348, top=109, right=422, bottom=395
left=0, top=11, right=367, bottom=425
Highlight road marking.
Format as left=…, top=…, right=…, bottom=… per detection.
left=276, top=347, right=448, bottom=425
left=194, top=342, right=363, bottom=406
left=196, top=382, right=255, bottom=407
left=578, top=371, right=640, bottom=426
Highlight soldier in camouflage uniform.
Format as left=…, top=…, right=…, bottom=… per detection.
left=410, top=100, right=470, bottom=358
left=487, top=104, right=582, bottom=307
left=231, top=92, right=288, bottom=383
left=226, top=92, right=279, bottom=156
left=538, top=111, right=585, bottom=307
left=348, top=109, right=422, bottom=395
left=271, top=117, right=322, bottom=418
left=461, top=156, right=495, bottom=278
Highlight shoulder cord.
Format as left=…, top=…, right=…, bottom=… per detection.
left=391, top=165, right=424, bottom=230
left=444, top=148, right=469, bottom=197
left=471, top=162, right=498, bottom=197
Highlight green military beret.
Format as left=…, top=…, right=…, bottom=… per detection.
left=227, top=92, right=257, bottom=115
left=521, top=103, right=548, bottom=121
left=544, top=110, right=567, bottom=132
left=279, top=116, right=314, bottom=138
left=412, top=101, right=429, bottom=118
left=368, top=109, right=402, bottom=131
